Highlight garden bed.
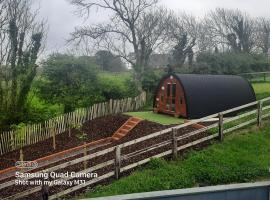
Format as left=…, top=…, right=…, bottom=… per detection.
left=0, top=114, right=212, bottom=200
left=0, top=114, right=129, bottom=170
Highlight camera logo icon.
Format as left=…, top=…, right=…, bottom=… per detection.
left=15, top=161, right=38, bottom=169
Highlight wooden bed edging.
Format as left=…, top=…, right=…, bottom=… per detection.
left=0, top=137, right=113, bottom=178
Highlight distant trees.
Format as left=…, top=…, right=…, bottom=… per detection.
left=205, top=8, right=256, bottom=53
left=67, top=1, right=270, bottom=88
left=168, top=13, right=198, bottom=68
left=0, top=0, right=46, bottom=127
left=95, top=50, right=126, bottom=72
left=255, top=18, right=270, bottom=54
left=193, top=52, right=269, bottom=75
left=69, top=0, right=171, bottom=91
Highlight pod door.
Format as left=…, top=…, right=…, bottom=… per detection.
left=154, top=75, right=187, bottom=118
left=165, top=83, right=176, bottom=112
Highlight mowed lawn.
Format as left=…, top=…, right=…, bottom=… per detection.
left=252, top=82, right=270, bottom=100
left=77, top=122, right=270, bottom=199
left=125, top=111, right=184, bottom=125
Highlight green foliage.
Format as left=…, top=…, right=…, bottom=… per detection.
left=24, top=89, right=63, bottom=123
left=76, top=132, right=88, bottom=142
left=11, top=123, right=26, bottom=148
left=37, top=53, right=103, bottom=112
left=142, top=69, right=165, bottom=108
left=77, top=123, right=270, bottom=198
left=142, top=69, right=164, bottom=93
left=98, top=72, right=138, bottom=99
left=192, top=52, right=270, bottom=75
left=74, top=124, right=88, bottom=142
left=0, top=1, right=44, bottom=129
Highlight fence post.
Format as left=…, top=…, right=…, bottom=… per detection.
left=83, top=142, right=87, bottom=170
left=41, top=177, right=49, bottom=200
left=218, top=113, right=224, bottom=142
left=20, top=148, right=24, bottom=162
left=257, top=101, right=263, bottom=127
left=51, top=125, right=56, bottom=150
left=115, top=146, right=121, bottom=179
left=68, top=117, right=72, bottom=138
left=172, top=128, right=178, bottom=159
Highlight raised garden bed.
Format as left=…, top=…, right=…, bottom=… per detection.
left=0, top=114, right=213, bottom=200
left=0, top=114, right=128, bottom=170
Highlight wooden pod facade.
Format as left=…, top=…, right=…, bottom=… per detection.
left=153, top=74, right=256, bottom=119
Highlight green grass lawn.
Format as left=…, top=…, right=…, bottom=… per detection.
left=77, top=122, right=270, bottom=199
left=252, top=81, right=270, bottom=100
left=125, top=111, right=184, bottom=125
left=98, top=71, right=132, bottom=83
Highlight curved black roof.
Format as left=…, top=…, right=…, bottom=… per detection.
left=156, top=74, right=256, bottom=119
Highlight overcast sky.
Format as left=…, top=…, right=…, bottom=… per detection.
left=36, top=0, right=270, bottom=57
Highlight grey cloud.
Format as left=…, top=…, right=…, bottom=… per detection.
left=36, top=0, right=270, bottom=56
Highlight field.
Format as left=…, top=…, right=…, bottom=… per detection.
left=252, top=82, right=270, bottom=100
left=78, top=122, right=270, bottom=199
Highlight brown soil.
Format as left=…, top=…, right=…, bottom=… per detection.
left=0, top=114, right=129, bottom=170
left=0, top=114, right=214, bottom=200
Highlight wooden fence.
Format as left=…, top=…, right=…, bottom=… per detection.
left=239, top=71, right=270, bottom=82
left=0, top=92, right=146, bottom=155
left=1, top=96, right=270, bottom=200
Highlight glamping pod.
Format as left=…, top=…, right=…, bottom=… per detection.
left=153, top=74, right=256, bottom=119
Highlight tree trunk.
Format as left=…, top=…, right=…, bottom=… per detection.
left=133, top=70, right=143, bottom=92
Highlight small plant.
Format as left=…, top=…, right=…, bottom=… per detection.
left=74, top=124, right=88, bottom=143
left=11, top=123, right=26, bottom=161
left=68, top=121, right=79, bottom=137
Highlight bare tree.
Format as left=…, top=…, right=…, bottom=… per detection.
left=255, top=18, right=270, bottom=54
left=205, top=8, right=256, bottom=53
left=69, top=0, right=171, bottom=91
left=0, top=0, right=46, bottom=126
left=167, top=12, right=198, bottom=67
left=196, top=20, right=218, bottom=53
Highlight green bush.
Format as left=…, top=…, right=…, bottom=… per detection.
left=98, top=72, right=139, bottom=100
left=37, top=53, right=103, bottom=112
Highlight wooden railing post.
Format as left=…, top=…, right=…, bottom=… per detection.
left=83, top=142, right=87, bottom=170
left=52, top=127, right=56, bottom=150
left=172, top=128, right=178, bottom=159
left=20, top=148, right=24, bottom=162
left=218, top=113, right=224, bottom=142
left=115, top=146, right=121, bottom=179
left=68, top=118, right=72, bottom=138
left=41, top=177, right=49, bottom=200
left=257, top=101, right=263, bottom=127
